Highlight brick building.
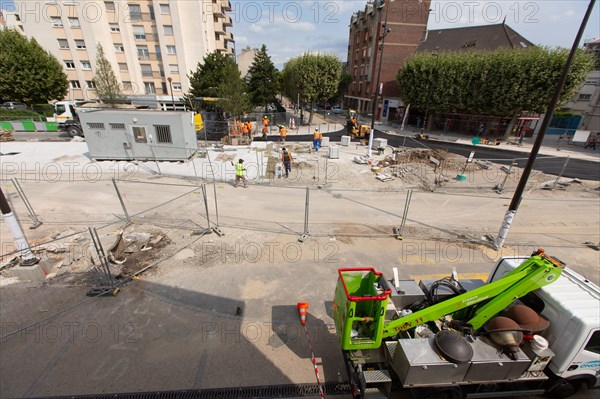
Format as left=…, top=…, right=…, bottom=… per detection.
left=344, top=0, right=430, bottom=122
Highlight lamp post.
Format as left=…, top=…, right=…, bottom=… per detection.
left=367, top=0, right=391, bottom=158
left=167, top=77, right=175, bottom=110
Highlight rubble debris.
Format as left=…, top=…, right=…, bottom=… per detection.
left=353, top=155, right=369, bottom=164
left=375, top=173, right=394, bottom=182
left=477, top=160, right=493, bottom=170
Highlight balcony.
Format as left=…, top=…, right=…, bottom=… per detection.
left=222, top=0, right=232, bottom=12
left=224, top=31, right=234, bottom=43
left=137, top=52, right=162, bottom=61
left=223, top=15, right=232, bottom=27
left=129, top=12, right=155, bottom=22
left=215, top=24, right=225, bottom=35
left=141, top=71, right=162, bottom=79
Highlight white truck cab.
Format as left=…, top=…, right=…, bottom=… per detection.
left=490, top=257, right=600, bottom=390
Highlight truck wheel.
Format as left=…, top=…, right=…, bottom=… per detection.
left=67, top=126, right=82, bottom=137
left=547, top=379, right=582, bottom=398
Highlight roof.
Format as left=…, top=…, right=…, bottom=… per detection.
left=416, top=23, right=534, bottom=53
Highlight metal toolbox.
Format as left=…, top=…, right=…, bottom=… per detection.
left=464, top=338, right=531, bottom=382
left=389, top=338, right=470, bottom=387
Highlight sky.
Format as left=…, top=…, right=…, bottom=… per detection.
left=230, top=0, right=600, bottom=68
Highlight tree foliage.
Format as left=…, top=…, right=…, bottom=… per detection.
left=94, top=44, right=125, bottom=106
left=397, top=47, right=594, bottom=117
left=246, top=44, right=279, bottom=111
left=0, top=29, right=68, bottom=106
left=186, top=51, right=236, bottom=100
left=281, top=53, right=341, bottom=124
left=218, top=63, right=252, bottom=116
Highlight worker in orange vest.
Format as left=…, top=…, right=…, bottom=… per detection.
left=278, top=124, right=287, bottom=144
left=313, top=128, right=322, bottom=152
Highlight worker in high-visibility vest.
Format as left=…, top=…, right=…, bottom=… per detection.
left=262, top=115, right=269, bottom=127
left=313, top=128, right=322, bottom=152
left=278, top=124, right=287, bottom=144
left=231, top=159, right=248, bottom=188
left=281, top=147, right=293, bottom=178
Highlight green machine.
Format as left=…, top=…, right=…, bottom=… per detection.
left=333, top=251, right=565, bottom=351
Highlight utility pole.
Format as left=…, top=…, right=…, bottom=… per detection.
left=0, top=187, right=39, bottom=266
left=494, top=0, right=596, bottom=250
left=367, top=0, right=392, bottom=158
left=167, top=77, right=175, bottom=110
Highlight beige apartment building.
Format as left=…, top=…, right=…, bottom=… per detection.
left=2, top=0, right=233, bottom=109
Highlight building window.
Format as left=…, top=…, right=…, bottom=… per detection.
left=81, top=60, right=92, bottom=69
left=169, top=64, right=179, bottom=73
left=105, top=1, right=115, bottom=11
left=51, top=17, right=63, bottom=27
left=166, top=45, right=176, bottom=54
left=160, top=4, right=170, bottom=14
left=144, top=82, right=156, bottom=94
left=122, top=81, right=133, bottom=90
left=148, top=5, right=156, bottom=20
left=154, top=125, right=172, bottom=143
left=110, top=123, right=126, bottom=130
left=128, top=3, right=142, bottom=20
left=87, top=122, right=105, bottom=129
left=75, top=40, right=86, bottom=49
left=133, top=126, right=147, bottom=143
left=68, top=17, right=80, bottom=28
left=141, top=64, right=153, bottom=77
left=133, top=25, right=146, bottom=40
left=119, top=63, right=128, bottom=71
left=172, top=83, right=181, bottom=91
left=110, top=23, right=120, bottom=32
left=114, top=43, right=125, bottom=52
left=70, top=80, right=81, bottom=89
left=137, top=45, right=150, bottom=59
left=65, top=60, right=76, bottom=69
left=578, top=93, right=592, bottom=101
left=86, top=80, right=96, bottom=89
left=58, top=39, right=69, bottom=49
left=163, top=25, right=173, bottom=35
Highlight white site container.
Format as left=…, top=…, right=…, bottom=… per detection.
left=329, top=145, right=340, bottom=159
left=341, top=135, right=351, bottom=146
left=373, top=138, right=388, bottom=150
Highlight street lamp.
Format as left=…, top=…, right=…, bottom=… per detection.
left=367, top=0, right=391, bottom=158
left=167, top=77, right=175, bottom=110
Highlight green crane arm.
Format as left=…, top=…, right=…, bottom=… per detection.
left=381, top=253, right=563, bottom=339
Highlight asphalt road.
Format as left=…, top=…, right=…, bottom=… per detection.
left=275, top=128, right=600, bottom=181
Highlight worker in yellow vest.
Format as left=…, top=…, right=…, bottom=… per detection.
left=231, top=159, right=248, bottom=188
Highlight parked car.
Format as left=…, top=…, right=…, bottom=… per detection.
left=2, top=101, right=28, bottom=110
left=333, top=106, right=343, bottom=114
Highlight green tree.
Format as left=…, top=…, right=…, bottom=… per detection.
left=397, top=47, right=594, bottom=136
left=94, top=44, right=125, bottom=106
left=185, top=51, right=237, bottom=109
left=331, top=70, right=352, bottom=104
left=0, top=29, right=68, bottom=106
left=281, top=53, right=341, bottom=124
left=218, top=63, right=252, bottom=116
left=246, top=44, right=279, bottom=112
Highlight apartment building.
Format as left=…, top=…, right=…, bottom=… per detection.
left=345, top=0, right=430, bottom=121
left=2, top=0, right=234, bottom=109
left=563, top=38, right=600, bottom=134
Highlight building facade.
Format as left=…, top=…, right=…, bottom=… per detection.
left=562, top=38, right=600, bottom=134
left=1, top=0, right=234, bottom=109
left=237, top=46, right=258, bottom=78
left=345, top=0, right=430, bottom=122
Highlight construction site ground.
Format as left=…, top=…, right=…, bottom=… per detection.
left=0, top=134, right=599, bottom=398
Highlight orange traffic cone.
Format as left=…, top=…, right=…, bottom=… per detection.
left=297, top=302, right=309, bottom=326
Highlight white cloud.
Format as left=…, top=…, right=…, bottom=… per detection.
left=249, top=25, right=263, bottom=33
left=287, top=21, right=316, bottom=32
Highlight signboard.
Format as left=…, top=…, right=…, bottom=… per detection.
left=467, top=151, right=475, bottom=163
left=388, top=99, right=399, bottom=107
left=382, top=100, right=389, bottom=118
left=572, top=130, right=591, bottom=143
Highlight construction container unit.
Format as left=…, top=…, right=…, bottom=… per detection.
left=79, top=110, right=197, bottom=161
